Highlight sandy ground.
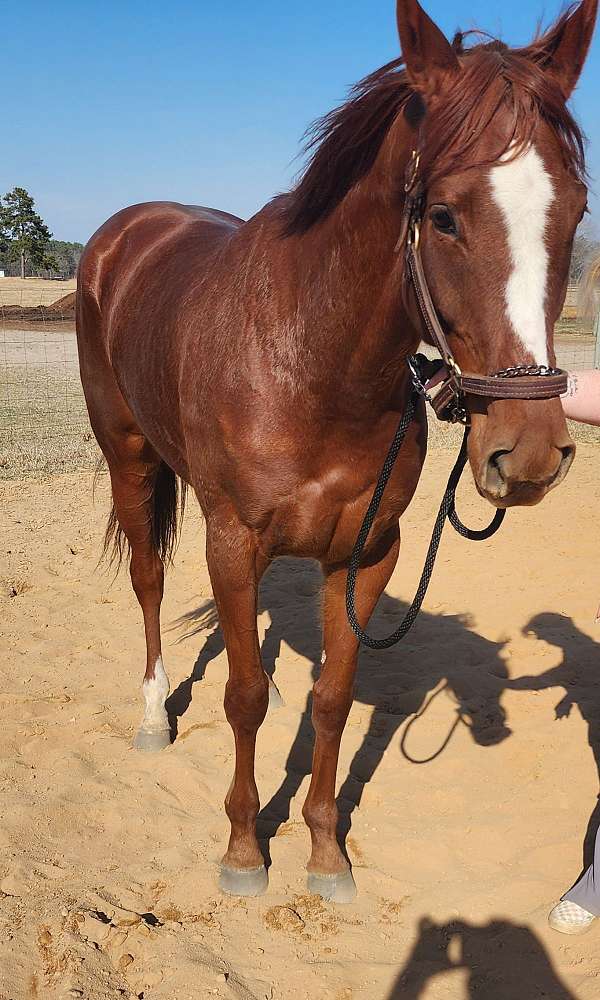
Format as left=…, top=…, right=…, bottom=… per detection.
left=2, top=446, right=600, bottom=1000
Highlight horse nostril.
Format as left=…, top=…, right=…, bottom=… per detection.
left=482, top=448, right=513, bottom=497
left=560, top=443, right=575, bottom=465
left=487, top=449, right=512, bottom=481
left=553, top=442, right=575, bottom=485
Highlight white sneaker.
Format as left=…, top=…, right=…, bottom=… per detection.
left=548, top=899, right=596, bottom=935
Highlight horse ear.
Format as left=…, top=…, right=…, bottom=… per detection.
left=539, top=0, right=598, bottom=98
left=396, top=0, right=460, bottom=96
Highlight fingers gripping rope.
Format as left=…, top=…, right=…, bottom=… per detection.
left=345, top=392, right=505, bottom=649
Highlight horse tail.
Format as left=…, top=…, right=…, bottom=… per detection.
left=101, top=460, right=187, bottom=571
left=151, top=461, right=187, bottom=565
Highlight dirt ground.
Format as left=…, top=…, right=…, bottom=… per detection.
left=2, top=445, right=600, bottom=999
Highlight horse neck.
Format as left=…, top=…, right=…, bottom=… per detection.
left=281, top=119, right=421, bottom=397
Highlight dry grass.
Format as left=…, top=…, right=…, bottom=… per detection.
left=0, top=326, right=99, bottom=479
left=0, top=361, right=98, bottom=478
left=0, top=277, right=76, bottom=308
left=555, top=315, right=595, bottom=337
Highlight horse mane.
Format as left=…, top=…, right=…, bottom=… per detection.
left=282, top=8, right=587, bottom=236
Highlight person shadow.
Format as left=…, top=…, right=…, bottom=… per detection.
left=508, top=612, right=600, bottom=876
left=388, top=916, right=575, bottom=999
left=166, top=557, right=512, bottom=860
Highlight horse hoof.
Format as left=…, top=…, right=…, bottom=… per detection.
left=307, top=868, right=357, bottom=904
left=219, top=864, right=269, bottom=897
left=268, top=679, right=284, bottom=710
left=132, top=729, right=171, bottom=752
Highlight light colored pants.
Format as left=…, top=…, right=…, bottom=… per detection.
left=564, top=827, right=600, bottom=916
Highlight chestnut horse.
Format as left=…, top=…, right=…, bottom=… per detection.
left=77, top=0, right=596, bottom=902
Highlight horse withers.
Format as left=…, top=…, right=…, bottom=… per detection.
left=76, top=0, right=597, bottom=901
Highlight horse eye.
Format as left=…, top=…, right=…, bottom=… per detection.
left=430, top=205, right=458, bottom=236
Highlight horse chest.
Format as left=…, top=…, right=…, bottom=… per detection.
left=258, top=423, right=426, bottom=563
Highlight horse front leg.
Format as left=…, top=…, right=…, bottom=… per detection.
left=205, top=513, right=270, bottom=897
left=303, top=527, right=400, bottom=903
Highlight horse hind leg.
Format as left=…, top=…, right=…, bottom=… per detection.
left=103, top=434, right=183, bottom=751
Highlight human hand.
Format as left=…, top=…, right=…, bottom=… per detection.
left=555, top=695, right=573, bottom=720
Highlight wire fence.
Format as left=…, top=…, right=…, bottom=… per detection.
left=1, top=283, right=599, bottom=479
left=554, top=284, right=600, bottom=370
left=0, top=281, right=96, bottom=479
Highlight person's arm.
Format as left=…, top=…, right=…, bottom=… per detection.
left=508, top=666, right=563, bottom=692
left=561, top=371, right=600, bottom=426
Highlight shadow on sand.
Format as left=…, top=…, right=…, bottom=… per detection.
left=509, top=612, right=600, bottom=881
left=166, top=557, right=515, bottom=859
left=388, top=916, right=575, bottom=999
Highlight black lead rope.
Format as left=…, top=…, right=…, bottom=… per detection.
left=345, top=391, right=505, bottom=650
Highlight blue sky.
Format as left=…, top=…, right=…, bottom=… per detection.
left=1, top=0, right=598, bottom=242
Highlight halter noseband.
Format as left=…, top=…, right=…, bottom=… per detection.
left=398, top=149, right=568, bottom=424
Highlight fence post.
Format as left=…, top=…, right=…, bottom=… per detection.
left=594, top=305, right=600, bottom=370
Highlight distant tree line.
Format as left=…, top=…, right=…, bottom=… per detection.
left=45, top=239, right=85, bottom=279
left=0, top=187, right=83, bottom=279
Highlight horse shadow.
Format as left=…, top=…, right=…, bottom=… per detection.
left=509, top=612, right=600, bottom=876
left=388, top=916, right=575, bottom=999
left=166, top=557, right=512, bottom=855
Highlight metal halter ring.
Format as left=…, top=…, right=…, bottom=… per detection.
left=407, top=354, right=434, bottom=403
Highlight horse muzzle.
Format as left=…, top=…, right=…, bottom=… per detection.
left=475, top=432, right=575, bottom=508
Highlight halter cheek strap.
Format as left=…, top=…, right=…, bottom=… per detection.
left=398, top=149, right=568, bottom=424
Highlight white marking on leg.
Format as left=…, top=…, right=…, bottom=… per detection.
left=140, top=656, right=170, bottom=733
left=489, top=146, right=555, bottom=366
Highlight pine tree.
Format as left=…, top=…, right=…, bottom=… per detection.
left=0, top=187, right=56, bottom=278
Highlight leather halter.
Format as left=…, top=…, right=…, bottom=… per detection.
left=397, top=149, right=568, bottom=424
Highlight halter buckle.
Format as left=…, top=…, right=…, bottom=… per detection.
left=446, top=356, right=463, bottom=393
left=447, top=357, right=462, bottom=379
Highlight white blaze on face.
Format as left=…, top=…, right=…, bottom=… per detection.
left=489, top=146, right=555, bottom=367
left=141, top=655, right=170, bottom=733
